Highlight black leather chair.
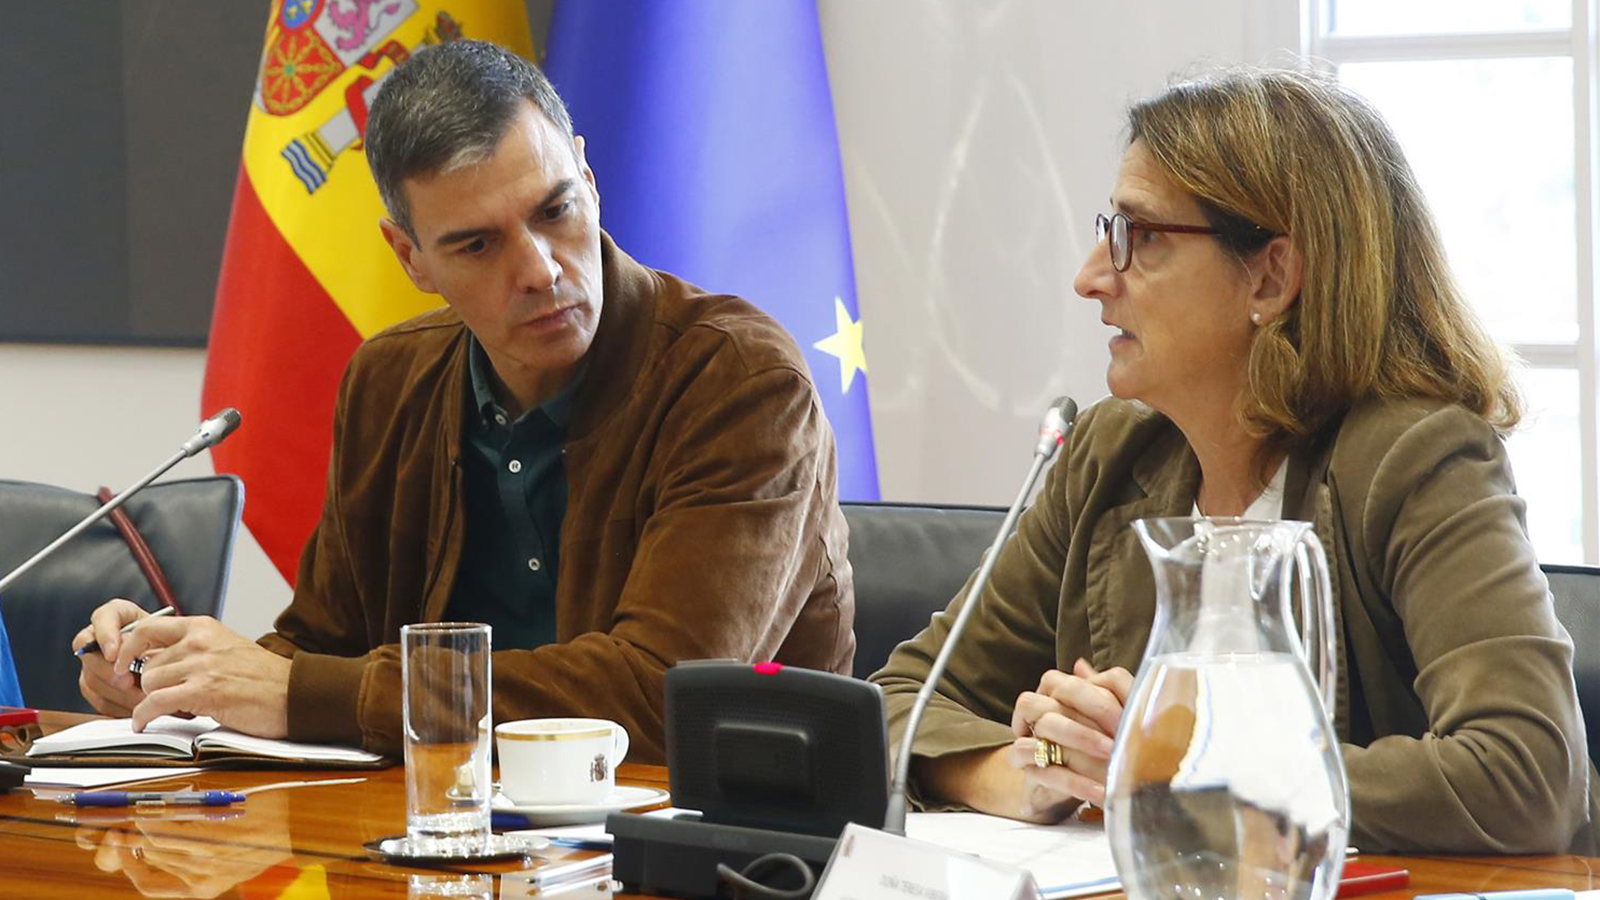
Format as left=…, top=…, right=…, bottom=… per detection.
left=1544, top=563, right=1600, bottom=766
left=841, top=501, right=1005, bottom=679
left=0, top=476, right=244, bottom=712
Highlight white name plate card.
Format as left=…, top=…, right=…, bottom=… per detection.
left=814, top=823, right=1041, bottom=900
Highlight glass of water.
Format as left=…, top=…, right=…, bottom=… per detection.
left=401, top=622, right=493, bottom=855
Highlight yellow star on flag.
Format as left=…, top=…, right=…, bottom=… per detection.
left=812, top=297, right=868, bottom=393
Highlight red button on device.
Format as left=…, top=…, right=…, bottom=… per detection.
left=753, top=662, right=784, bottom=676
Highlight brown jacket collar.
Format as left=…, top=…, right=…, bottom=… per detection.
left=568, top=233, right=662, bottom=443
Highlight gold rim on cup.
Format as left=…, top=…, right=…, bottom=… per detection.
left=496, top=727, right=614, bottom=743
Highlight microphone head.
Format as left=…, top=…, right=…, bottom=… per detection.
left=211, top=408, right=243, bottom=439
left=1054, top=396, right=1079, bottom=425
left=1035, top=396, right=1078, bottom=459
left=180, top=408, right=243, bottom=457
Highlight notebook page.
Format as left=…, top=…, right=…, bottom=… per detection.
left=26, top=716, right=221, bottom=758
left=194, top=728, right=383, bottom=764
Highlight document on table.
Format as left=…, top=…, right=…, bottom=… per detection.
left=905, top=811, right=1119, bottom=899
left=24, top=766, right=204, bottom=789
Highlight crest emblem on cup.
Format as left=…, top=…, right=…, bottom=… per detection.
left=495, top=718, right=630, bottom=806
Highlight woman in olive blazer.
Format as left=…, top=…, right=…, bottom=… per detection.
left=872, top=67, right=1599, bottom=854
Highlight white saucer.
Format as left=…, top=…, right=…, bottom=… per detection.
left=491, top=785, right=670, bottom=826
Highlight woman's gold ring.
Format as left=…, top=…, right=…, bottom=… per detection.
left=1034, top=737, right=1066, bottom=768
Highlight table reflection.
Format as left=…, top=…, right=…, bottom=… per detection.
left=68, top=791, right=295, bottom=898
left=407, top=872, right=492, bottom=899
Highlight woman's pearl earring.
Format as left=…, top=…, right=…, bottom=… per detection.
left=1251, top=312, right=1264, bottom=325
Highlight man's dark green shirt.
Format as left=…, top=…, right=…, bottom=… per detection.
left=445, top=336, right=584, bottom=650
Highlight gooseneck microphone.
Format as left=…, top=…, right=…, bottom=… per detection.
left=882, top=396, right=1078, bottom=835
left=178, top=408, right=242, bottom=458
left=0, top=409, right=243, bottom=595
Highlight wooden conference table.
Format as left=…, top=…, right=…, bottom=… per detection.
left=3, top=713, right=1599, bottom=898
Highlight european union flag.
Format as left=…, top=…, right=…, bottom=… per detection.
left=545, top=0, right=880, bottom=499
left=0, top=601, right=23, bottom=708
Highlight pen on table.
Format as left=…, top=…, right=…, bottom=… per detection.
left=76, top=606, right=175, bottom=658
left=490, top=810, right=613, bottom=846
left=547, top=837, right=613, bottom=851
left=60, top=790, right=246, bottom=808
left=531, top=852, right=613, bottom=888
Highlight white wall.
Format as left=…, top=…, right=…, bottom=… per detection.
left=821, top=0, right=1301, bottom=503
left=0, top=345, right=292, bottom=639
left=0, top=2, right=1300, bottom=638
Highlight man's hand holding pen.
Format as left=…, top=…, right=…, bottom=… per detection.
left=74, top=599, right=157, bottom=717
left=72, top=598, right=292, bottom=739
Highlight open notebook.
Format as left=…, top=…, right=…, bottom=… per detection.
left=23, top=716, right=387, bottom=769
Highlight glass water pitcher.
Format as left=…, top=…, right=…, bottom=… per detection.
left=1104, top=517, right=1350, bottom=900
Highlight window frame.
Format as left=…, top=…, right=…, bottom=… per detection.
left=1304, top=0, right=1599, bottom=563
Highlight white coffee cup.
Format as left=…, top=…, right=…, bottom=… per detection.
left=495, top=718, right=631, bottom=806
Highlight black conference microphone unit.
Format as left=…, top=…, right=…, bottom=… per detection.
left=881, top=395, right=1077, bottom=835
left=607, top=397, right=1078, bottom=899
left=0, top=409, right=243, bottom=596
left=609, top=660, right=890, bottom=898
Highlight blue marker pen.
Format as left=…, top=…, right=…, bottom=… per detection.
left=490, top=811, right=612, bottom=849
left=491, top=810, right=531, bottom=831
left=63, top=790, right=246, bottom=808
left=548, top=837, right=613, bottom=851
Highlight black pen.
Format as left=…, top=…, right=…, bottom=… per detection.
left=75, top=607, right=176, bottom=658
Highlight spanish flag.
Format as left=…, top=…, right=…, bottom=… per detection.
left=203, top=1, right=534, bottom=582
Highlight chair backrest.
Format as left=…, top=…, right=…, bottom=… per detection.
left=841, top=501, right=1005, bottom=679
left=1544, top=563, right=1600, bottom=766
left=0, top=475, right=244, bottom=712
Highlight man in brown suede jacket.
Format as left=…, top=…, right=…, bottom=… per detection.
left=74, top=41, right=855, bottom=762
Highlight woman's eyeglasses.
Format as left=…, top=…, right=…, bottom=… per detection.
left=1094, top=212, right=1223, bottom=272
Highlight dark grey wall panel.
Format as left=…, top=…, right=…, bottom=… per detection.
left=0, top=0, right=553, bottom=348
left=0, top=3, right=130, bottom=342
left=121, top=3, right=259, bottom=343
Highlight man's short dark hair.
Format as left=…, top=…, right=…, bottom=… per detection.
left=364, top=40, right=575, bottom=240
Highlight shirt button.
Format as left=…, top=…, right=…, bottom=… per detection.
left=494, top=413, right=507, bottom=426
left=508, top=460, right=523, bottom=474
left=528, top=558, right=542, bottom=572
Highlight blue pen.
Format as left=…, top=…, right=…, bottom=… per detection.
left=490, top=811, right=612, bottom=849
left=1415, top=892, right=1577, bottom=900
left=63, top=790, right=246, bottom=808
left=548, top=837, right=613, bottom=850
left=491, top=810, right=528, bottom=831
left=1420, top=883, right=1580, bottom=890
